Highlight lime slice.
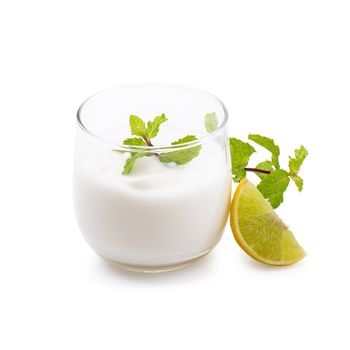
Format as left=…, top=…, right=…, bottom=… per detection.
left=230, top=178, right=306, bottom=266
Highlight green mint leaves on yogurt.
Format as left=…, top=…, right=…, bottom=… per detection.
left=230, top=135, right=308, bottom=209
left=159, top=135, right=201, bottom=165
left=120, top=114, right=201, bottom=175
left=127, top=113, right=167, bottom=146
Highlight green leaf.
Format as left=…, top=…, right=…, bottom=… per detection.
left=257, top=169, right=290, bottom=209
left=159, top=135, right=201, bottom=165
left=289, top=145, right=308, bottom=175
left=248, top=134, right=280, bottom=169
left=254, top=160, right=274, bottom=180
left=172, top=135, right=197, bottom=145
left=146, top=113, right=168, bottom=139
left=122, top=152, right=145, bottom=175
left=204, top=112, right=218, bottom=133
left=123, top=137, right=147, bottom=146
left=229, top=138, right=256, bottom=182
left=290, top=174, right=303, bottom=192
left=129, top=115, right=147, bottom=137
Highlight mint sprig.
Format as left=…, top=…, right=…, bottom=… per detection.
left=120, top=114, right=201, bottom=174
left=129, top=113, right=167, bottom=146
left=230, top=134, right=308, bottom=209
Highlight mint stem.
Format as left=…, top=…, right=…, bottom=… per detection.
left=143, top=137, right=153, bottom=147
left=245, top=167, right=271, bottom=175
left=142, top=137, right=160, bottom=156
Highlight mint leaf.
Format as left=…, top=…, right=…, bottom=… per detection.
left=146, top=113, right=168, bottom=139
left=122, top=152, right=145, bottom=175
left=229, top=138, right=256, bottom=182
left=129, top=115, right=147, bottom=137
left=248, top=134, right=280, bottom=169
left=289, top=145, right=308, bottom=174
left=254, top=160, right=274, bottom=180
left=171, top=135, right=198, bottom=144
left=290, top=174, right=303, bottom=192
left=205, top=112, right=218, bottom=133
left=159, top=135, right=201, bottom=165
left=257, top=169, right=290, bottom=208
left=123, top=137, right=147, bottom=146
left=288, top=145, right=307, bottom=191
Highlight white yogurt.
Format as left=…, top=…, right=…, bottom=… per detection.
left=74, top=133, right=231, bottom=268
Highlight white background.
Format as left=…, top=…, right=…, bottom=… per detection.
left=1, top=1, right=349, bottom=349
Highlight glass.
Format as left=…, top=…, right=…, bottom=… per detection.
left=74, top=84, right=231, bottom=272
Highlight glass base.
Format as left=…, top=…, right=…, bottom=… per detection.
left=101, top=250, right=212, bottom=273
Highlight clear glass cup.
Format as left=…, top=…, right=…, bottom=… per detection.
left=74, top=84, right=231, bottom=272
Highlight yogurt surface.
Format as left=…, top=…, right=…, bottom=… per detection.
left=74, top=130, right=231, bottom=267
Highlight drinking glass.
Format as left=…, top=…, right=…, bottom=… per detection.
left=74, top=84, right=231, bottom=272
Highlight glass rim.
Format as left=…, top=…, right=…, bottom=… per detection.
left=76, top=83, right=229, bottom=152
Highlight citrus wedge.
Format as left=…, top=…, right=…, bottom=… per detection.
left=230, top=178, right=306, bottom=266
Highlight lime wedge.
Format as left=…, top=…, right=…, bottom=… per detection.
left=230, top=178, right=306, bottom=266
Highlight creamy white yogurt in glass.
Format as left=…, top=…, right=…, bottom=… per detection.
left=74, top=84, right=231, bottom=272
